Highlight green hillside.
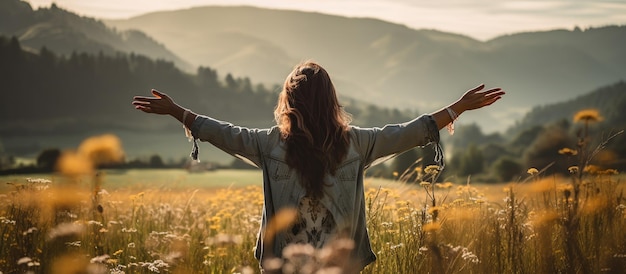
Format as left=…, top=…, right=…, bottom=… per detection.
left=508, top=81, right=626, bottom=136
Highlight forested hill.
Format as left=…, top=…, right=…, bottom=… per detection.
left=0, top=36, right=412, bottom=138
left=0, top=0, right=191, bottom=71
left=508, top=81, right=626, bottom=137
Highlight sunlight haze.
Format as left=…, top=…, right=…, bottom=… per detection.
left=25, top=0, right=626, bottom=40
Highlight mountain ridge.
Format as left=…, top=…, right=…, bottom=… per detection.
left=0, top=0, right=192, bottom=71
left=105, top=5, right=626, bottom=133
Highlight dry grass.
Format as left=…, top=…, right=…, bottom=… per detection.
left=1, top=171, right=623, bottom=273
left=1, top=117, right=625, bottom=273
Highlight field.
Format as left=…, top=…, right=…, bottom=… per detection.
left=1, top=166, right=624, bottom=274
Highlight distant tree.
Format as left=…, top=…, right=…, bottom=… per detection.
left=37, top=148, right=61, bottom=171
left=149, top=154, right=164, bottom=168
left=523, top=121, right=575, bottom=175
left=509, top=125, right=544, bottom=154
left=225, top=73, right=237, bottom=90
left=461, top=144, right=484, bottom=176
left=197, top=66, right=219, bottom=90
left=493, top=157, right=523, bottom=182
left=481, top=143, right=512, bottom=167
left=450, top=144, right=484, bottom=177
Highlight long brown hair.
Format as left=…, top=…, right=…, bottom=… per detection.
left=274, top=61, right=351, bottom=198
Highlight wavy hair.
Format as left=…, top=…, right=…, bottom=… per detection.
left=274, top=61, right=352, bottom=198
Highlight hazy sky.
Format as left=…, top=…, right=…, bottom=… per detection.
left=26, top=0, right=626, bottom=40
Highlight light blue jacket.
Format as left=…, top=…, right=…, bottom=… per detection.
left=189, top=114, right=440, bottom=270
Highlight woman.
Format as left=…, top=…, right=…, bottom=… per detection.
left=132, top=61, right=504, bottom=272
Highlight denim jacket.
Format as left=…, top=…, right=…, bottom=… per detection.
left=189, top=114, right=440, bottom=270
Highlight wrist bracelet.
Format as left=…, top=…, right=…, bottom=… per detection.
left=446, top=107, right=458, bottom=135
left=182, top=109, right=192, bottom=140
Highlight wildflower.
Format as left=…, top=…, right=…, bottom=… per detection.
left=424, top=165, right=440, bottom=175
left=427, top=206, right=442, bottom=215
left=435, top=182, right=453, bottom=189
left=423, top=222, right=441, bottom=232
left=205, top=233, right=243, bottom=246
left=90, top=254, right=110, bottom=264
left=558, top=147, right=578, bottom=156
left=419, top=181, right=431, bottom=187
left=573, top=109, right=603, bottom=123
left=122, top=227, right=137, bottom=233
left=264, top=207, right=298, bottom=243
left=568, top=166, right=579, bottom=174
left=143, top=259, right=169, bottom=273
left=527, top=168, right=539, bottom=175
left=78, top=134, right=125, bottom=165
left=262, top=258, right=284, bottom=272
left=48, top=222, right=84, bottom=240
left=128, top=242, right=136, bottom=248
left=600, top=169, right=618, bottom=175
left=17, top=257, right=32, bottom=265
left=392, top=171, right=399, bottom=177
left=87, top=220, right=103, bottom=226
left=22, top=227, right=38, bottom=236
left=56, top=150, right=93, bottom=177
left=461, top=248, right=480, bottom=264
left=283, top=243, right=316, bottom=259
left=584, top=165, right=600, bottom=174
left=66, top=241, right=81, bottom=247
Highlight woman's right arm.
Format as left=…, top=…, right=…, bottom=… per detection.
left=132, top=89, right=264, bottom=167
left=132, top=89, right=197, bottom=128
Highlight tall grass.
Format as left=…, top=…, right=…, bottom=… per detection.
left=1, top=112, right=625, bottom=273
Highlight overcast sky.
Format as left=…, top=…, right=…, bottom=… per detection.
left=26, top=0, right=626, bottom=40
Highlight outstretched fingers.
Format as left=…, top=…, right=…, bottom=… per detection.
left=152, top=89, right=171, bottom=100
left=467, top=84, right=486, bottom=95
left=480, top=88, right=505, bottom=106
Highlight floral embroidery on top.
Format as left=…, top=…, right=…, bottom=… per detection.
left=285, top=196, right=337, bottom=249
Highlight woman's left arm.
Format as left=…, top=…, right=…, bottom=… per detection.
left=431, top=84, right=505, bottom=130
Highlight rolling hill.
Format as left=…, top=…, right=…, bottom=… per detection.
left=0, top=0, right=192, bottom=71
left=105, top=6, right=626, bottom=133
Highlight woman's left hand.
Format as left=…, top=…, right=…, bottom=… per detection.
left=455, top=84, right=505, bottom=112
left=132, top=89, right=178, bottom=115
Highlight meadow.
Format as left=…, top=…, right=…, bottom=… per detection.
left=1, top=127, right=625, bottom=274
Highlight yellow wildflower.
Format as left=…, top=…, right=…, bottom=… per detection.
left=423, top=222, right=441, bottom=232
left=424, top=165, right=440, bottom=175
left=558, top=148, right=578, bottom=156
left=573, top=109, right=603, bottom=123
